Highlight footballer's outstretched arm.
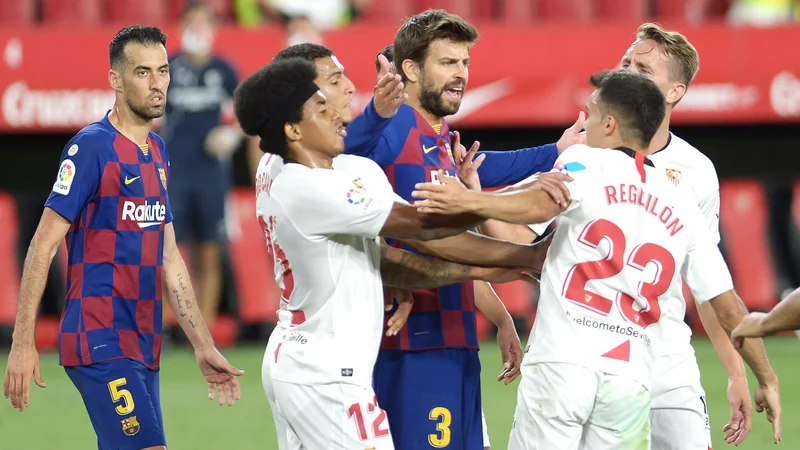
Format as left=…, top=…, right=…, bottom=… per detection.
left=732, top=287, right=800, bottom=340
left=380, top=245, right=530, bottom=289
left=379, top=202, right=485, bottom=241
left=400, top=231, right=549, bottom=273
left=708, top=290, right=777, bottom=386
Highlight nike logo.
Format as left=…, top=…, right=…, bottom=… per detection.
left=124, top=176, right=140, bottom=185
left=449, top=78, right=513, bottom=124
left=423, top=145, right=438, bottom=154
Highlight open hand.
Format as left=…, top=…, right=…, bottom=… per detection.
left=195, top=347, right=245, bottom=406
left=731, top=312, right=767, bottom=349
left=723, top=376, right=752, bottom=445
left=3, top=343, right=46, bottom=412
left=556, top=111, right=587, bottom=154
left=373, top=54, right=407, bottom=118
left=754, top=383, right=782, bottom=444
left=384, top=287, right=413, bottom=337
left=412, top=169, right=474, bottom=214
left=496, top=323, right=522, bottom=385
left=451, top=131, right=484, bottom=191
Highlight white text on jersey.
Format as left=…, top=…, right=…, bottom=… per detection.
left=122, top=200, right=166, bottom=228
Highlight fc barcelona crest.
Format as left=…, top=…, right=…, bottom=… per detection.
left=444, top=141, right=454, bottom=164
left=121, top=416, right=140, bottom=436
left=665, top=168, right=681, bottom=186
left=158, top=167, right=168, bottom=189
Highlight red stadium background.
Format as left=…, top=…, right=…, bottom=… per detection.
left=0, top=5, right=799, bottom=348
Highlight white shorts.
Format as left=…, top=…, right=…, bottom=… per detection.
left=650, top=353, right=712, bottom=450
left=270, top=380, right=395, bottom=450
left=262, top=326, right=394, bottom=450
left=509, top=362, right=651, bottom=450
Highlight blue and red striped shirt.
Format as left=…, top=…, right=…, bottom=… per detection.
left=45, top=112, right=173, bottom=369
left=345, top=102, right=558, bottom=351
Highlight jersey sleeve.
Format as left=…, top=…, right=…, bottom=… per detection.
left=44, top=134, right=105, bottom=223
left=698, top=178, right=721, bottom=245
left=273, top=169, right=395, bottom=239
left=476, top=143, right=558, bottom=188
left=681, top=202, right=733, bottom=303
left=682, top=234, right=734, bottom=304
left=343, top=100, right=404, bottom=167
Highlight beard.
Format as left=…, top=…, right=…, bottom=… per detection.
left=127, top=97, right=166, bottom=121
left=418, top=74, right=463, bottom=119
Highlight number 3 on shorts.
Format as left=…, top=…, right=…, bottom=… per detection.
left=108, top=378, right=135, bottom=415
left=428, top=407, right=451, bottom=448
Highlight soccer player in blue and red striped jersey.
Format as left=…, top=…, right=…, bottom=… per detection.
left=342, top=10, right=585, bottom=450
left=3, top=26, right=242, bottom=450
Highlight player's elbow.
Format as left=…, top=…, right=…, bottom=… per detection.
left=709, top=290, right=746, bottom=331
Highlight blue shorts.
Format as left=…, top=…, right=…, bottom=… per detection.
left=65, top=358, right=166, bottom=450
left=170, top=179, right=226, bottom=243
left=373, top=348, right=483, bottom=450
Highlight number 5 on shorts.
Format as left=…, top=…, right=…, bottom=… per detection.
left=108, top=378, right=135, bottom=415
left=428, top=407, right=451, bottom=448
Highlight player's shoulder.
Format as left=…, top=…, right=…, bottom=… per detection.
left=386, top=104, right=417, bottom=130
left=554, top=144, right=598, bottom=175
left=334, top=153, right=383, bottom=173
left=66, top=118, right=117, bottom=160
left=256, top=153, right=285, bottom=178
left=664, top=134, right=717, bottom=173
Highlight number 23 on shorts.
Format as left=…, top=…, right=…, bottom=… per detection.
left=429, top=407, right=452, bottom=448
left=108, top=378, right=135, bottom=415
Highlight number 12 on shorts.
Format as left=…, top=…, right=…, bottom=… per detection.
left=348, top=396, right=390, bottom=441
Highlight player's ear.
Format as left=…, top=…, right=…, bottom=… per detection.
left=401, top=59, right=419, bottom=83
left=665, top=83, right=686, bottom=106
left=603, top=114, right=616, bottom=137
left=108, top=69, right=123, bottom=93
left=284, top=122, right=301, bottom=143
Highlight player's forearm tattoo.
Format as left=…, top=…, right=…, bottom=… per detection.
left=170, top=271, right=199, bottom=328
left=380, top=245, right=476, bottom=289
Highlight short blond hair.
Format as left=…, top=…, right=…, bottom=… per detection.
left=636, top=23, right=699, bottom=87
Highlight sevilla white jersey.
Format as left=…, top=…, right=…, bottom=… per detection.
left=523, top=144, right=733, bottom=388
left=648, top=133, right=722, bottom=357
left=255, top=152, right=398, bottom=388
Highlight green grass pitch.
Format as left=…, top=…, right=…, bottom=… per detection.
left=1, top=337, right=797, bottom=449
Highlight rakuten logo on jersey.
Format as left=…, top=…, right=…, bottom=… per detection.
left=122, top=200, right=166, bottom=228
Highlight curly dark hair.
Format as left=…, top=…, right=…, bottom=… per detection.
left=273, top=43, right=333, bottom=63
left=233, top=58, right=318, bottom=157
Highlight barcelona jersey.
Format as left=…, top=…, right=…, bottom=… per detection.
left=45, top=112, right=173, bottom=369
left=345, top=102, right=559, bottom=351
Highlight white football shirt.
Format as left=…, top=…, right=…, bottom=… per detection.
left=255, top=152, right=398, bottom=388
left=647, top=133, right=722, bottom=357
left=523, top=144, right=733, bottom=388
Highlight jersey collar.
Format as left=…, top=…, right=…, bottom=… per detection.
left=614, top=147, right=655, bottom=167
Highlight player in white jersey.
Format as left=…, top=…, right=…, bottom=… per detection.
left=412, top=70, right=782, bottom=449
left=235, top=58, right=555, bottom=450
left=451, top=22, right=765, bottom=450
left=618, top=23, right=761, bottom=449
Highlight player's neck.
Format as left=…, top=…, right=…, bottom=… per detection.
left=406, top=91, right=442, bottom=127
left=286, top=149, right=334, bottom=169
left=646, top=108, right=673, bottom=155
left=108, top=102, right=152, bottom=145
